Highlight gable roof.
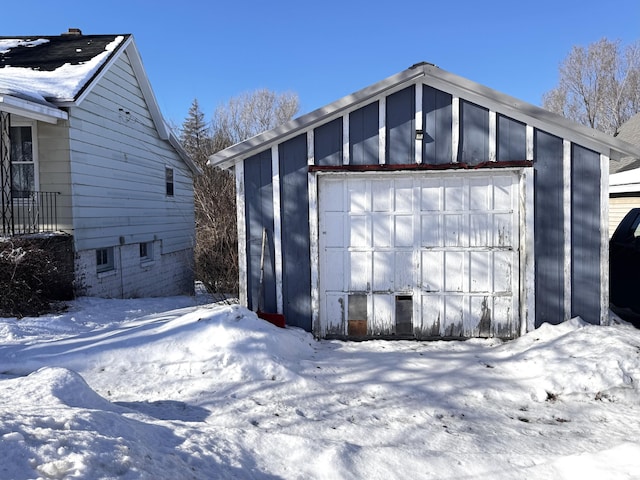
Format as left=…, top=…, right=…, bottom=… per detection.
left=209, top=62, right=640, bottom=170
left=0, top=29, right=199, bottom=175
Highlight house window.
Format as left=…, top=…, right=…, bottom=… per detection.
left=139, top=241, right=153, bottom=261
left=165, top=167, right=174, bottom=196
left=96, top=247, right=115, bottom=273
left=10, top=126, right=36, bottom=198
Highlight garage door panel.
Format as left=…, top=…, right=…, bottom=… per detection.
left=373, top=214, right=392, bottom=247
left=493, top=296, right=515, bottom=337
left=469, top=180, right=490, bottom=211
left=395, top=181, right=414, bottom=212
left=350, top=215, right=370, bottom=247
left=349, top=251, right=371, bottom=291
left=372, top=294, right=394, bottom=334
left=470, top=251, right=491, bottom=293
left=470, top=213, right=490, bottom=246
left=493, top=176, right=514, bottom=209
left=395, top=215, right=414, bottom=247
left=421, top=250, right=443, bottom=292
left=444, top=251, right=465, bottom=292
left=444, top=295, right=465, bottom=336
left=323, top=212, right=345, bottom=247
left=494, top=213, right=514, bottom=247
left=395, top=251, right=414, bottom=291
left=324, top=293, right=346, bottom=336
left=372, top=180, right=392, bottom=211
left=372, top=250, right=394, bottom=291
left=444, top=179, right=465, bottom=211
left=421, top=214, right=442, bottom=247
left=320, top=179, right=344, bottom=212
left=444, top=214, right=466, bottom=247
left=321, top=249, right=345, bottom=292
left=348, top=182, right=369, bottom=212
left=421, top=182, right=443, bottom=211
left=493, top=251, right=514, bottom=293
left=420, top=294, right=443, bottom=336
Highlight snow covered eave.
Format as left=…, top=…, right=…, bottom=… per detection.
left=0, top=94, right=67, bottom=124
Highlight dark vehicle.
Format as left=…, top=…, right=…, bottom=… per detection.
left=610, top=208, right=640, bottom=327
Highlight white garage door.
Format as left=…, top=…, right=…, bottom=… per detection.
left=318, top=170, right=520, bottom=339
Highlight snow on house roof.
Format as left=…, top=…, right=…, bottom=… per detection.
left=0, top=30, right=199, bottom=175
left=0, top=33, right=126, bottom=105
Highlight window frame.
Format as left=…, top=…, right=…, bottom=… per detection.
left=10, top=121, right=39, bottom=199
left=139, top=241, right=153, bottom=262
left=96, top=247, right=115, bottom=273
left=165, top=167, right=174, bottom=196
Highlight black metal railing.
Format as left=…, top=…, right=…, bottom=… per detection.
left=1, top=191, right=60, bottom=236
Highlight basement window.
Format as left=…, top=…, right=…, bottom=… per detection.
left=139, top=241, right=153, bottom=261
left=96, top=247, right=114, bottom=273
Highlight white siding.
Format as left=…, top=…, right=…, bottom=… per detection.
left=67, top=53, right=195, bottom=254
left=609, top=196, right=640, bottom=237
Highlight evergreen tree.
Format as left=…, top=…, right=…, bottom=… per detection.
left=181, top=91, right=299, bottom=295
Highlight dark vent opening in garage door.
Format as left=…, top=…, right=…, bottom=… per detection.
left=348, top=294, right=367, bottom=336
left=395, top=295, right=413, bottom=335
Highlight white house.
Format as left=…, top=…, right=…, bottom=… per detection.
left=609, top=113, right=640, bottom=235
left=0, top=29, right=200, bottom=298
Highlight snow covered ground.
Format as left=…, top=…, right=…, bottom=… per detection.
left=0, top=294, right=639, bottom=479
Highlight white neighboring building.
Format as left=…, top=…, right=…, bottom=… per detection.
left=610, top=114, right=640, bottom=235
left=0, top=29, right=200, bottom=298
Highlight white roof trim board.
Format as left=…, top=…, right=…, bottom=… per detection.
left=0, top=93, right=68, bottom=123
left=208, top=62, right=640, bottom=169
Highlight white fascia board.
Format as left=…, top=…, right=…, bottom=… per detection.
left=610, top=167, right=640, bottom=192
left=0, top=95, right=67, bottom=123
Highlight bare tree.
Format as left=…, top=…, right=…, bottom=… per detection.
left=543, top=38, right=640, bottom=136
left=180, top=91, right=299, bottom=295
left=212, top=88, right=299, bottom=145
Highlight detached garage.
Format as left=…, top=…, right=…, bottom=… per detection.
left=209, top=62, right=640, bottom=340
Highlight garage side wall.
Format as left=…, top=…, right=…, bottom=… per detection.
left=534, top=130, right=565, bottom=326
left=571, top=145, right=601, bottom=324
left=244, top=150, right=276, bottom=313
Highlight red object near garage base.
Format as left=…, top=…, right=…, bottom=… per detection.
left=257, top=310, right=286, bottom=328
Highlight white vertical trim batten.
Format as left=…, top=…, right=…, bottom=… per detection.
left=526, top=125, right=534, bottom=161
left=307, top=129, right=315, bottom=166
left=415, top=84, right=423, bottom=164
left=563, top=140, right=572, bottom=321
left=451, top=97, right=460, bottom=163
left=308, top=171, right=320, bottom=335
left=235, top=162, right=248, bottom=307
left=271, top=146, right=284, bottom=314
left=379, top=97, right=386, bottom=164
left=522, top=167, right=535, bottom=335
left=600, top=153, right=610, bottom=325
left=488, top=111, right=497, bottom=162
left=342, top=114, right=350, bottom=165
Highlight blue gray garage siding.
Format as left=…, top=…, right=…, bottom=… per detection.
left=238, top=81, right=608, bottom=333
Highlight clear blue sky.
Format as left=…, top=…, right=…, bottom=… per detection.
left=3, top=0, right=639, bottom=128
